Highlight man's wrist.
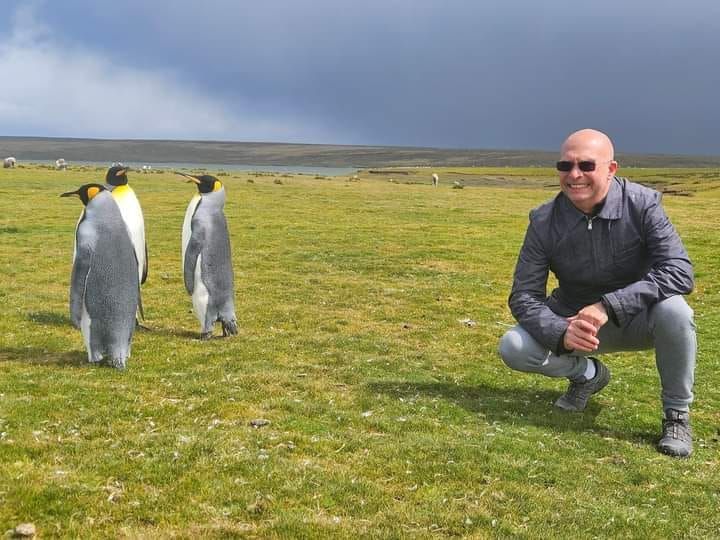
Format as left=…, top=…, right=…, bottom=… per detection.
left=558, top=330, right=572, bottom=355
left=600, top=296, right=618, bottom=325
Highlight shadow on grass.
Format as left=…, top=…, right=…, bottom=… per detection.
left=368, top=380, right=657, bottom=445
left=27, top=311, right=73, bottom=326
left=150, top=325, right=203, bottom=340
left=149, top=323, right=240, bottom=341
left=0, top=347, right=86, bottom=367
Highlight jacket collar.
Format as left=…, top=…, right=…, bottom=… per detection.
left=596, top=177, right=623, bottom=220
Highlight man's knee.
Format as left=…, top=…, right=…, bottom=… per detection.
left=499, top=328, right=534, bottom=371
left=652, top=296, right=695, bottom=332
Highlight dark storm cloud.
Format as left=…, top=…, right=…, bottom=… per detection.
left=3, top=0, right=720, bottom=154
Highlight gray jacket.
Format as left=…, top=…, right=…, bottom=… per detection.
left=508, top=176, right=693, bottom=354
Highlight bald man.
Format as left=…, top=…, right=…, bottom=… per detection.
left=499, top=129, right=696, bottom=457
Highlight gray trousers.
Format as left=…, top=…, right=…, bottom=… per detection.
left=498, top=296, right=696, bottom=412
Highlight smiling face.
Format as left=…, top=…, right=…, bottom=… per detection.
left=558, top=129, right=618, bottom=214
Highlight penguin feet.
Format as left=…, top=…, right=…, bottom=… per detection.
left=221, top=319, right=238, bottom=337
left=107, top=357, right=127, bottom=370
left=200, top=331, right=213, bottom=340
left=87, top=352, right=126, bottom=369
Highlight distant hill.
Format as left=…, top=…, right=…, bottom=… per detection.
left=1, top=136, right=720, bottom=168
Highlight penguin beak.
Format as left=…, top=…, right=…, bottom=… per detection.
left=176, top=172, right=201, bottom=184
left=60, top=189, right=80, bottom=198
left=115, top=168, right=128, bottom=177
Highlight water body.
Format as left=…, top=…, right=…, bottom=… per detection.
left=27, top=160, right=357, bottom=177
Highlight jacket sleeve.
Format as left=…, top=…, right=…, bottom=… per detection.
left=508, top=216, right=569, bottom=354
left=602, top=192, right=694, bottom=326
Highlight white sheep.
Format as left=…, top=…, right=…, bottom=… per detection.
left=3, top=157, right=17, bottom=168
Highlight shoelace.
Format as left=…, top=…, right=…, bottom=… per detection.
left=564, top=382, right=592, bottom=405
left=662, top=418, right=691, bottom=441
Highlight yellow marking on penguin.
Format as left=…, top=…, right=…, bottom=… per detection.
left=213, top=180, right=222, bottom=192
left=87, top=186, right=100, bottom=200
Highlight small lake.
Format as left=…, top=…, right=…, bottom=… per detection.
left=27, top=160, right=357, bottom=177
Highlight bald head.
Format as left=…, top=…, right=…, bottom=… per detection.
left=561, top=129, right=615, bottom=162
left=557, top=129, right=618, bottom=214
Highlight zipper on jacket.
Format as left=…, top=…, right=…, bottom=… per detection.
left=586, top=216, right=596, bottom=230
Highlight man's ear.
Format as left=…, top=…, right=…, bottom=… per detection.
left=608, top=160, right=618, bottom=176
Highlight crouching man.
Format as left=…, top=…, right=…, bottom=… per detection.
left=498, top=128, right=696, bottom=457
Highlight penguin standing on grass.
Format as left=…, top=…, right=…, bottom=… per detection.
left=179, top=173, right=238, bottom=339
left=61, top=184, right=139, bottom=368
left=105, top=165, right=148, bottom=287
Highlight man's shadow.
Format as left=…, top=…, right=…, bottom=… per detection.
left=368, top=379, right=657, bottom=445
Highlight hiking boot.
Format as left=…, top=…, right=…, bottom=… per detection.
left=657, top=409, right=692, bottom=458
left=554, top=357, right=610, bottom=412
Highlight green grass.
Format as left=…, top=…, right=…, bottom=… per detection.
left=1, top=166, right=719, bottom=538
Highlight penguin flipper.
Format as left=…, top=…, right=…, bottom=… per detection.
left=183, top=235, right=203, bottom=295
left=141, top=242, right=149, bottom=285
left=137, top=287, right=145, bottom=321
left=70, top=242, right=93, bottom=328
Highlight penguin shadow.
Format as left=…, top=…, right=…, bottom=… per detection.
left=368, top=379, right=658, bottom=446
left=155, top=325, right=234, bottom=341
left=141, top=323, right=196, bottom=340
left=27, top=311, right=73, bottom=327
left=161, top=327, right=202, bottom=340
left=0, top=346, right=86, bottom=367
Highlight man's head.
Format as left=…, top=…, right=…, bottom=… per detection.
left=557, top=129, right=618, bottom=214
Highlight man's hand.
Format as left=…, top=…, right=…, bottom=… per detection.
left=563, top=302, right=608, bottom=353
left=575, top=302, right=609, bottom=329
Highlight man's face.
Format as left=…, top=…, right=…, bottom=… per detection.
left=558, top=139, right=617, bottom=214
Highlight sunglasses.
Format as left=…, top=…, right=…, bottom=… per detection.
left=556, top=160, right=600, bottom=172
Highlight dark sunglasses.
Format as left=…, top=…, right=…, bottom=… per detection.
left=556, top=160, right=598, bottom=172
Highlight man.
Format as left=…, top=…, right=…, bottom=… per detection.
left=498, top=128, right=696, bottom=457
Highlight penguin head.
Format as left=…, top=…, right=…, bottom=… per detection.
left=177, top=173, right=223, bottom=194
left=60, top=183, right=108, bottom=206
left=106, top=165, right=129, bottom=186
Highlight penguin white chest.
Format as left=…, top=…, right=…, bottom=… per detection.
left=191, top=253, right=210, bottom=324
left=112, top=186, right=145, bottom=281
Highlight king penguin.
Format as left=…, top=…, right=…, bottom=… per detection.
left=105, top=165, right=148, bottom=287
left=61, top=184, right=140, bottom=368
left=179, top=173, right=238, bottom=339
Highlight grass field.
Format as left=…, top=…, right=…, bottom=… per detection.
left=1, top=165, right=719, bottom=538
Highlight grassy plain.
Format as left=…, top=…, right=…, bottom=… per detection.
left=0, top=164, right=719, bottom=538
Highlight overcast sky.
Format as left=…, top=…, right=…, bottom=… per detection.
left=1, top=0, right=719, bottom=155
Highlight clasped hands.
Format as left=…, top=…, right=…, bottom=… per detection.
left=563, top=301, right=608, bottom=353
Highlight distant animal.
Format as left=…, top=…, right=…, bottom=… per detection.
left=61, top=184, right=139, bottom=368
left=431, top=173, right=439, bottom=187
left=56, top=158, right=67, bottom=170
left=178, top=173, right=238, bottom=339
left=3, top=157, right=16, bottom=168
left=105, top=166, right=148, bottom=290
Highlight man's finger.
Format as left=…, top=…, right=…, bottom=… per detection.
left=572, top=319, right=598, bottom=336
